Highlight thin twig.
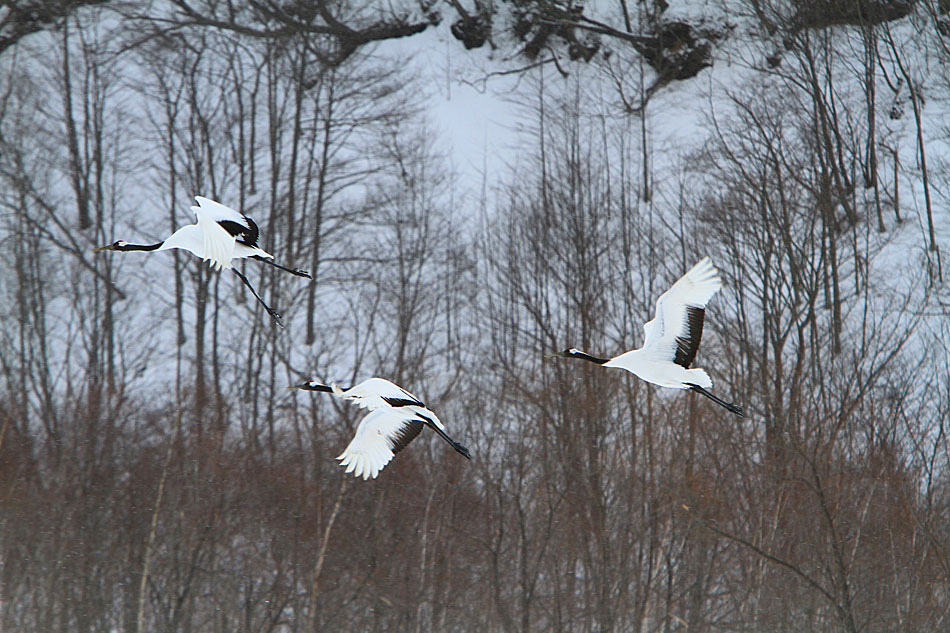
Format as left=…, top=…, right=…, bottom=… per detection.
left=135, top=409, right=183, bottom=633
left=307, top=475, right=349, bottom=632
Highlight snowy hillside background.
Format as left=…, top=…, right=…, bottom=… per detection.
left=1, top=0, right=948, bottom=632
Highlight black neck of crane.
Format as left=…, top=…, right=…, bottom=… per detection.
left=301, top=383, right=333, bottom=393
left=569, top=350, right=610, bottom=364
left=119, top=242, right=163, bottom=252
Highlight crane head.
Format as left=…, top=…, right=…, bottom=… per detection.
left=288, top=381, right=332, bottom=393
left=92, top=240, right=128, bottom=252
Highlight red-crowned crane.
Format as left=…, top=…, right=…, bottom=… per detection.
left=550, top=257, right=744, bottom=417
left=93, top=196, right=310, bottom=327
left=290, top=377, right=471, bottom=479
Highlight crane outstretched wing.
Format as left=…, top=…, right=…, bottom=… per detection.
left=640, top=257, right=723, bottom=368
left=192, top=196, right=249, bottom=225
left=349, top=378, right=427, bottom=411
left=337, top=409, right=425, bottom=480
left=188, top=198, right=239, bottom=270
left=193, top=196, right=261, bottom=249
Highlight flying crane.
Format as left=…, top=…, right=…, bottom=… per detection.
left=94, top=196, right=310, bottom=327
left=290, top=377, right=472, bottom=480
left=550, top=257, right=745, bottom=417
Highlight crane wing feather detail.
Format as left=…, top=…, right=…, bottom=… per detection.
left=640, top=257, right=722, bottom=368
left=218, top=218, right=261, bottom=248
left=337, top=410, right=426, bottom=480
left=382, top=396, right=427, bottom=408
left=341, top=378, right=428, bottom=412
left=192, top=197, right=268, bottom=267
left=192, top=196, right=250, bottom=227
left=192, top=202, right=237, bottom=270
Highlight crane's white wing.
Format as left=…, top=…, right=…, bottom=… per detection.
left=337, top=409, right=424, bottom=480
left=190, top=198, right=239, bottom=270
left=193, top=196, right=269, bottom=259
left=192, top=196, right=250, bottom=226
left=345, top=378, right=427, bottom=411
left=159, top=225, right=205, bottom=259
left=640, top=257, right=722, bottom=367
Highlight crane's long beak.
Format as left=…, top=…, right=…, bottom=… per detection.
left=544, top=351, right=564, bottom=359
left=92, top=245, right=113, bottom=253
left=287, top=382, right=308, bottom=390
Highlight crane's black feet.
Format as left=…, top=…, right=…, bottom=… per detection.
left=453, top=442, right=472, bottom=459
left=252, top=255, right=312, bottom=279
left=687, top=384, right=746, bottom=418
left=267, top=309, right=284, bottom=328
left=725, top=402, right=745, bottom=418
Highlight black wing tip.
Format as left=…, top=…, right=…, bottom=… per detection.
left=384, top=396, right=427, bottom=409
left=218, top=217, right=260, bottom=247
left=391, top=419, right=425, bottom=455
left=674, top=306, right=706, bottom=368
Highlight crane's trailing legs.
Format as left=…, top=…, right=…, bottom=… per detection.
left=233, top=268, right=283, bottom=328
left=416, top=412, right=472, bottom=459
left=686, top=384, right=745, bottom=417
left=251, top=255, right=312, bottom=278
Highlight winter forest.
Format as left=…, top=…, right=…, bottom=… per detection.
left=1, top=0, right=949, bottom=631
